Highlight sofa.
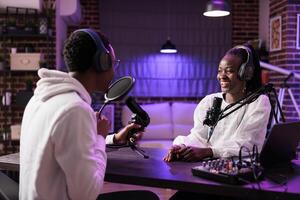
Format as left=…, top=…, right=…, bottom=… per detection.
left=121, top=102, right=198, bottom=149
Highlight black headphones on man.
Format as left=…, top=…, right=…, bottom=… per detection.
left=72, top=28, right=112, bottom=73
left=235, top=45, right=255, bottom=81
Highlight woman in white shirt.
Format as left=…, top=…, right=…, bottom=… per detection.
left=164, top=44, right=271, bottom=162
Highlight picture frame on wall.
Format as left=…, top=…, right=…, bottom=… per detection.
left=296, top=14, right=300, bottom=49
left=270, top=16, right=282, bottom=52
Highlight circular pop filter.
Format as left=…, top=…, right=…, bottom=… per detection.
left=104, top=76, right=135, bottom=103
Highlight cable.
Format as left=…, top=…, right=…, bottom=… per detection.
left=237, top=145, right=264, bottom=191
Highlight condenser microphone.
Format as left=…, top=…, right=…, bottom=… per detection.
left=204, top=97, right=222, bottom=143
left=203, top=97, right=223, bottom=127
left=125, top=96, right=150, bottom=128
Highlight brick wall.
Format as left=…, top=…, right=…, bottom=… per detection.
left=231, top=0, right=259, bottom=46
left=269, top=0, right=300, bottom=121
left=68, top=0, right=101, bottom=36
left=0, top=2, right=55, bottom=132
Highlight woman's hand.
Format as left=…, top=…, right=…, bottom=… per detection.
left=163, top=145, right=213, bottom=162
left=163, top=144, right=186, bottom=162
left=178, top=147, right=213, bottom=162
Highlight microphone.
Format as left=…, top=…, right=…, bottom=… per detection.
left=203, top=97, right=222, bottom=143
left=125, top=96, right=150, bottom=129
left=125, top=96, right=151, bottom=159
left=203, top=97, right=222, bottom=127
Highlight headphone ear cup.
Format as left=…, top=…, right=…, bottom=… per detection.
left=100, top=52, right=112, bottom=71
left=236, top=45, right=255, bottom=81
left=93, top=48, right=112, bottom=72
left=243, top=64, right=254, bottom=81
left=238, top=62, right=254, bottom=81
left=93, top=51, right=101, bottom=72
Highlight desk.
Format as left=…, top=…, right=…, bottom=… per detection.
left=106, top=148, right=300, bottom=200
left=1, top=148, right=300, bottom=200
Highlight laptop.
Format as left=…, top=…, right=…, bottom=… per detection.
left=260, top=121, right=300, bottom=168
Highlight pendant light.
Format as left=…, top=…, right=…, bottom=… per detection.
left=203, top=0, right=230, bottom=17
left=160, top=37, right=177, bottom=53
left=160, top=0, right=177, bottom=53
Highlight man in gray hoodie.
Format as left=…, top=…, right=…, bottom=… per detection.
left=19, top=29, right=156, bottom=200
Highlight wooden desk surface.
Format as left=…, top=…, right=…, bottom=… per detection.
left=1, top=148, right=300, bottom=200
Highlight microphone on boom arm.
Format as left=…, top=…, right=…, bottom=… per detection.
left=125, top=96, right=150, bottom=141
left=203, top=97, right=222, bottom=143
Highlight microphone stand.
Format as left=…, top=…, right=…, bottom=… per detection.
left=128, top=139, right=149, bottom=159
left=126, top=112, right=150, bottom=159
left=208, top=84, right=285, bottom=141
left=107, top=140, right=149, bottom=159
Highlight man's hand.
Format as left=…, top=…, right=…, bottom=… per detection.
left=163, top=145, right=213, bottom=162
left=96, top=112, right=110, bottom=138
left=114, top=123, right=143, bottom=144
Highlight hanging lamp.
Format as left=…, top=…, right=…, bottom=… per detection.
left=203, top=0, right=230, bottom=17
left=160, top=0, right=177, bottom=54
left=160, top=37, right=177, bottom=53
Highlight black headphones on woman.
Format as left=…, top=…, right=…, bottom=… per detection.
left=72, top=28, right=112, bottom=73
left=235, top=45, right=255, bottom=81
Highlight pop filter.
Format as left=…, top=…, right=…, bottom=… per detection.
left=104, top=76, right=135, bottom=103
left=99, top=76, right=135, bottom=114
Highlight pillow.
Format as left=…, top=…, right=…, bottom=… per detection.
left=172, top=102, right=197, bottom=125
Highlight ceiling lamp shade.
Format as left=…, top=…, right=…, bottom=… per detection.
left=203, top=0, right=230, bottom=17
left=160, top=38, right=177, bottom=53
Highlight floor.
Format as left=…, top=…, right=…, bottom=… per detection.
left=101, top=182, right=177, bottom=200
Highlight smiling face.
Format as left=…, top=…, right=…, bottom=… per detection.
left=217, top=54, right=246, bottom=100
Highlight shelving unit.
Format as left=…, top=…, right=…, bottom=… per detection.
left=0, top=6, right=53, bottom=155
left=0, top=6, right=53, bottom=68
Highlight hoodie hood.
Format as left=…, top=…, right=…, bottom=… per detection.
left=34, top=68, right=91, bottom=104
